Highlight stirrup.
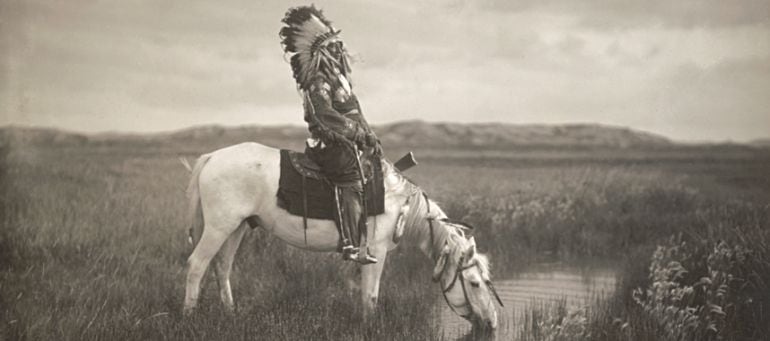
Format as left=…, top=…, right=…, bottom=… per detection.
left=341, top=245, right=359, bottom=261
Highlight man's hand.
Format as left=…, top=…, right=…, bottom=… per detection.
left=353, top=128, right=368, bottom=145
left=364, top=132, right=378, bottom=147
left=372, top=142, right=383, bottom=157
left=362, top=132, right=382, bottom=157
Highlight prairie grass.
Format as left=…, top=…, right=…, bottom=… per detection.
left=2, top=142, right=769, bottom=340
left=404, top=148, right=769, bottom=341
left=0, top=145, right=441, bottom=340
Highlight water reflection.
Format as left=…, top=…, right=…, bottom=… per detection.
left=438, top=266, right=616, bottom=340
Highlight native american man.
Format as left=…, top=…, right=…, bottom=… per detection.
left=280, top=6, right=382, bottom=264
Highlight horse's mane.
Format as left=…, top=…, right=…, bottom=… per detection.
left=380, top=161, right=419, bottom=198
left=474, top=253, right=491, bottom=280
left=381, top=161, right=446, bottom=252
left=380, top=160, right=492, bottom=279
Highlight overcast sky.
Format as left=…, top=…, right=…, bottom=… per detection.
left=1, top=0, right=769, bottom=141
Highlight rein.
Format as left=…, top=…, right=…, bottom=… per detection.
left=421, top=192, right=504, bottom=320
left=439, top=254, right=478, bottom=318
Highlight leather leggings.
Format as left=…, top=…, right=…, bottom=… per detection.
left=339, top=182, right=363, bottom=246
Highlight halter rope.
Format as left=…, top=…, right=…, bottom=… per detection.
left=421, top=192, right=504, bottom=320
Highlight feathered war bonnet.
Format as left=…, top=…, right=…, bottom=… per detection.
left=279, top=5, right=347, bottom=90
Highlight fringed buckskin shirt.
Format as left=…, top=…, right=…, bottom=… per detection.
left=303, top=75, right=375, bottom=185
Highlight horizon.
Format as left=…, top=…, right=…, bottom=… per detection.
left=5, top=120, right=767, bottom=145
left=2, top=1, right=769, bottom=142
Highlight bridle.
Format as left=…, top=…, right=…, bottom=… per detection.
left=422, top=193, right=504, bottom=320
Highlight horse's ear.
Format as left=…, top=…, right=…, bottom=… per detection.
left=455, top=221, right=475, bottom=231
left=465, top=237, right=477, bottom=259
left=432, top=242, right=450, bottom=282
left=439, top=218, right=475, bottom=231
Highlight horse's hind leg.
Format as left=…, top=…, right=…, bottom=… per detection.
left=184, top=224, right=232, bottom=315
left=214, top=222, right=248, bottom=312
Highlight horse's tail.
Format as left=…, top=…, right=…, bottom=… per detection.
left=186, top=153, right=212, bottom=248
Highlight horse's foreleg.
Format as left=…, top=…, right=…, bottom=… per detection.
left=360, top=245, right=388, bottom=319
left=214, top=222, right=248, bottom=312
left=184, top=226, right=231, bottom=315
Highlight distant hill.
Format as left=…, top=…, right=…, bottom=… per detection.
left=376, top=121, right=672, bottom=148
left=750, top=138, right=770, bottom=148
left=26, top=121, right=770, bottom=152
left=1, top=122, right=678, bottom=150
left=0, top=126, right=90, bottom=147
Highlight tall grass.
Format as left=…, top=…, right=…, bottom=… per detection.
left=0, top=145, right=442, bottom=340
left=2, top=143, right=768, bottom=340
left=405, top=152, right=770, bottom=340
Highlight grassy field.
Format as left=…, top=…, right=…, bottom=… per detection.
left=1, top=140, right=769, bottom=340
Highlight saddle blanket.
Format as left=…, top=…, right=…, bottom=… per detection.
left=276, top=149, right=385, bottom=220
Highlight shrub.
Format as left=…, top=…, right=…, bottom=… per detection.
left=633, top=235, right=767, bottom=341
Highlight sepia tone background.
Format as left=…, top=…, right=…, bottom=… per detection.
left=2, top=1, right=769, bottom=340
left=1, top=0, right=769, bottom=142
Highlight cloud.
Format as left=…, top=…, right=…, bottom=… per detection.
left=1, top=0, right=304, bottom=130
left=474, top=0, right=770, bottom=29
left=1, top=0, right=769, bottom=141
left=644, top=57, right=770, bottom=140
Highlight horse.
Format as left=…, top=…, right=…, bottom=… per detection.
left=183, top=142, right=502, bottom=329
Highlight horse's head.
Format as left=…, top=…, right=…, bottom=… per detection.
left=432, top=233, right=501, bottom=330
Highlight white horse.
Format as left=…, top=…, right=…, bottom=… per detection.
left=183, top=142, right=501, bottom=329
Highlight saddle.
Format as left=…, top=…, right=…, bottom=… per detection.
left=276, top=149, right=384, bottom=221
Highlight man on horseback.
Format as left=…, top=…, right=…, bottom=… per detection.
left=280, top=5, right=382, bottom=264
